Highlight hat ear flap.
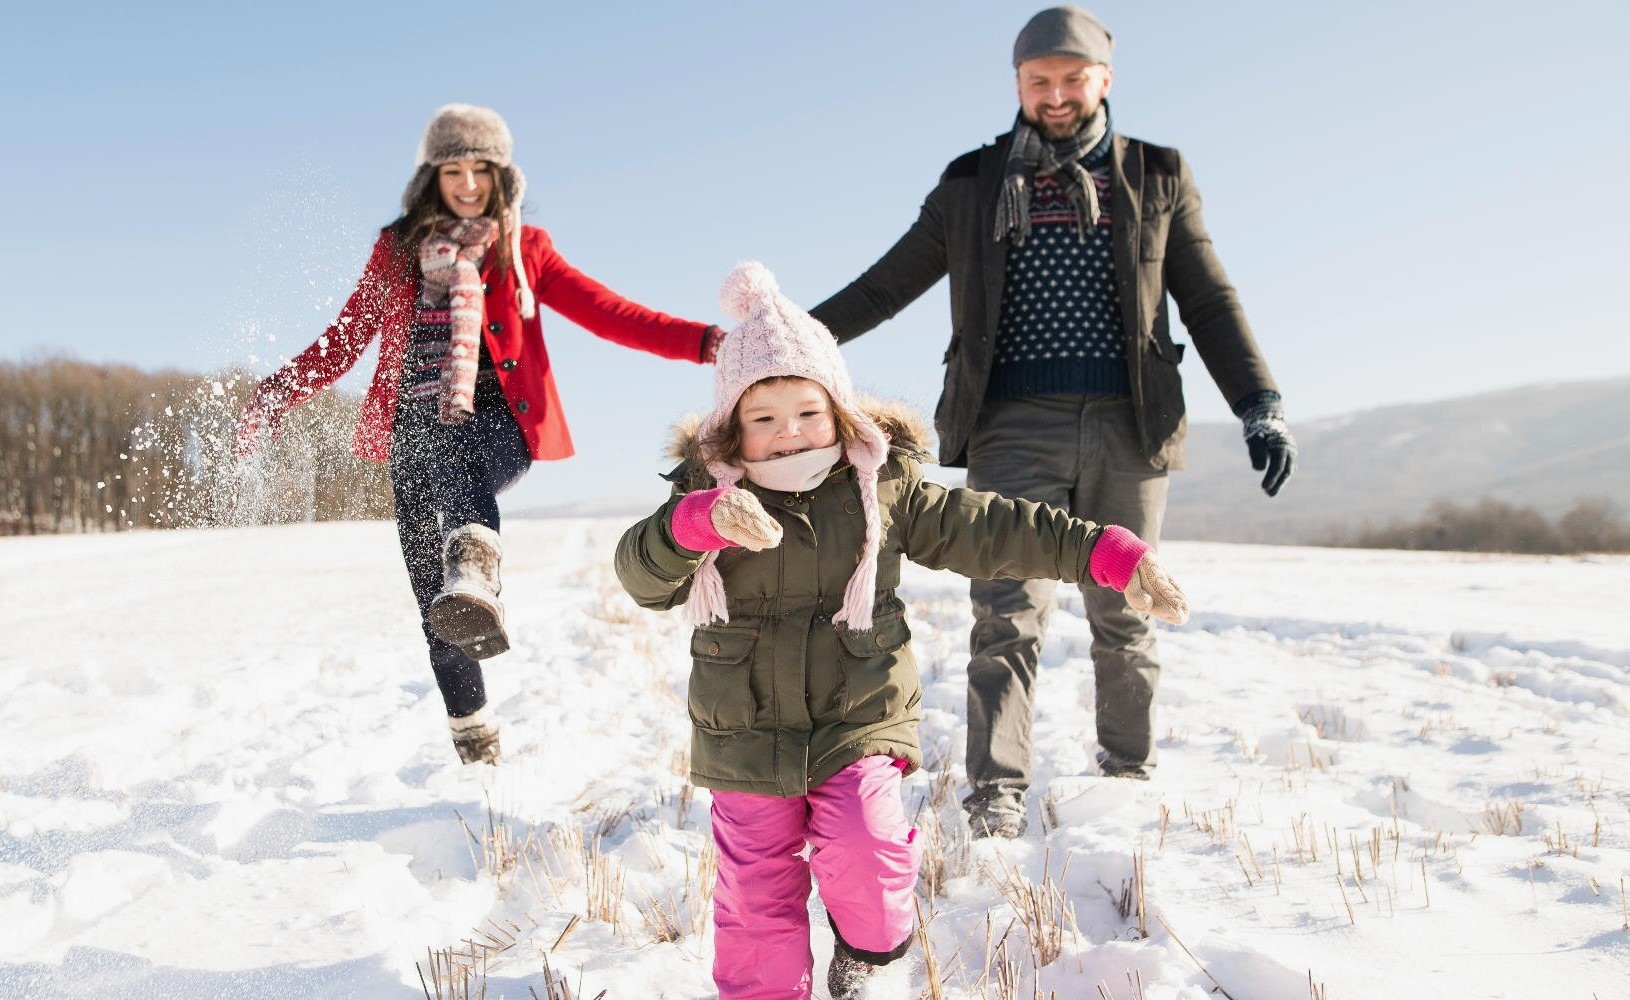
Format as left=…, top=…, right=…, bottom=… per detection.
left=499, top=164, right=525, bottom=213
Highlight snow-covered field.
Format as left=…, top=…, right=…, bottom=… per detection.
left=1, top=520, right=1626, bottom=999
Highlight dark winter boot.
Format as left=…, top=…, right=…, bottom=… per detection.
left=428, top=523, right=509, bottom=659
left=827, top=921, right=910, bottom=1000
left=966, top=791, right=1027, bottom=839
left=449, top=706, right=501, bottom=765
left=827, top=945, right=879, bottom=1000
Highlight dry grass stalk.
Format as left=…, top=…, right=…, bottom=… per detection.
left=672, top=779, right=695, bottom=828
left=1184, top=799, right=1238, bottom=846
left=982, top=849, right=1082, bottom=967
left=1095, top=969, right=1146, bottom=1000
left=1542, top=820, right=1578, bottom=857
left=990, top=937, right=1022, bottom=1000
left=638, top=889, right=685, bottom=943
left=1132, top=845, right=1148, bottom=939
left=1336, top=874, right=1356, bottom=925
left=419, top=930, right=515, bottom=1000
left=913, top=895, right=947, bottom=1000
left=1291, top=814, right=1320, bottom=864
left=915, top=808, right=952, bottom=900
left=980, top=914, right=1021, bottom=1000
left=1157, top=804, right=1171, bottom=851
left=1481, top=799, right=1525, bottom=836
left=1297, top=704, right=1365, bottom=741
left=587, top=800, right=638, bottom=839
left=1155, top=915, right=1234, bottom=1000
left=1041, top=789, right=1062, bottom=835
left=531, top=950, right=608, bottom=1000
left=550, top=915, right=581, bottom=953
left=1308, top=969, right=1327, bottom=999
left=583, top=837, right=626, bottom=929
left=688, top=839, right=718, bottom=939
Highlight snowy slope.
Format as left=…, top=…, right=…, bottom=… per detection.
left=1, top=521, right=1626, bottom=999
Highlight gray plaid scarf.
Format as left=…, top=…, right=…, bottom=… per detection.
left=993, top=104, right=1112, bottom=245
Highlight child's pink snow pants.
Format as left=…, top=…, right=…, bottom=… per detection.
left=709, top=755, right=921, bottom=999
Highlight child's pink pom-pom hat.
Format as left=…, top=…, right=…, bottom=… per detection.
left=686, top=262, right=891, bottom=631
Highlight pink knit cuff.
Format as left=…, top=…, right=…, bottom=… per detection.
left=1089, top=525, right=1150, bottom=592
left=672, top=488, right=736, bottom=552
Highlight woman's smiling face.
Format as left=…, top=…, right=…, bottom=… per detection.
left=437, top=160, right=494, bottom=218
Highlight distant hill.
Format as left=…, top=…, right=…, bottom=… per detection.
left=511, top=378, right=1630, bottom=545
left=1166, top=377, right=1630, bottom=543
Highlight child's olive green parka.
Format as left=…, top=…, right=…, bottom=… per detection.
left=615, top=403, right=1112, bottom=797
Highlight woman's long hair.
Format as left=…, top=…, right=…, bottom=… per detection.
left=385, top=161, right=513, bottom=270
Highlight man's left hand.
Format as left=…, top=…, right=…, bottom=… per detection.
left=1235, top=391, right=1297, bottom=497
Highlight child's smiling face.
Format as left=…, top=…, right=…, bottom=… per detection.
left=736, top=377, right=838, bottom=462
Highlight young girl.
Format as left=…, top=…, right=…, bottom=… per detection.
left=235, top=104, right=721, bottom=765
left=615, top=262, right=1188, bottom=999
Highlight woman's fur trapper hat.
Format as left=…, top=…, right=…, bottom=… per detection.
left=686, top=262, right=891, bottom=631
left=400, top=104, right=535, bottom=318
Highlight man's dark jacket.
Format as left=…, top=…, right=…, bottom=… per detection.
left=810, top=131, right=1279, bottom=470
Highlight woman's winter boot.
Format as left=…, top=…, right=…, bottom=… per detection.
left=449, top=705, right=501, bottom=765
left=428, top=523, right=509, bottom=659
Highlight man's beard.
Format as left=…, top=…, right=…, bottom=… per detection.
left=1025, top=103, right=1088, bottom=140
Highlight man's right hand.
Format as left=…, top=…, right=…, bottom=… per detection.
left=1235, top=391, right=1297, bottom=497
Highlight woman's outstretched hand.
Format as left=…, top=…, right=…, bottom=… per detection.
left=701, top=325, right=726, bottom=364
left=234, top=392, right=284, bottom=460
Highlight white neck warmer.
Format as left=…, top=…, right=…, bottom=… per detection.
left=740, top=444, right=843, bottom=493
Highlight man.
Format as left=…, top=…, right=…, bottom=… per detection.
left=809, top=6, right=1296, bottom=838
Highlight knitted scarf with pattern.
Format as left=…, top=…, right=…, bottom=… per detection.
left=419, top=218, right=498, bottom=425
left=994, top=103, right=1113, bottom=246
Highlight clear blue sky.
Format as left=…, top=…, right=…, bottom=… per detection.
left=3, top=1, right=1625, bottom=511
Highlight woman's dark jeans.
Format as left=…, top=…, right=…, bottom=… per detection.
left=390, top=402, right=531, bottom=718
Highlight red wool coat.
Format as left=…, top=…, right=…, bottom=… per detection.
left=257, top=225, right=709, bottom=462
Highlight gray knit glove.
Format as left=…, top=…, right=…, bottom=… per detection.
left=1234, top=390, right=1297, bottom=497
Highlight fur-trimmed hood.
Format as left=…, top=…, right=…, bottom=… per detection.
left=663, top=399, right=934, bottom=491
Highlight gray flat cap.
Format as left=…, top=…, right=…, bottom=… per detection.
left=1012, top=6, right=1113, bottom=67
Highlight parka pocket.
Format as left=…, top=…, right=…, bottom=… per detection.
left=1139, top=198, right=1172, bottom=261
left=835, top=607, right=920, bottom=724
left=689, top=627, right=758, bottom=733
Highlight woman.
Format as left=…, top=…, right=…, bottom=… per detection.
left=235, top=104, right=721, bottom=765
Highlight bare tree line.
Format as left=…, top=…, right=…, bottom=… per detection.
left=1, top=356, right=391, bottom=535
left=7, top=356, right=1628, bottom=554
left=1327, top=496, right=1630, bottom=555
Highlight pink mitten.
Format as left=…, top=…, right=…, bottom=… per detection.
left=672, top=487, right=782, bottom=552
left=1090, top=525, right=1189, bottom=625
